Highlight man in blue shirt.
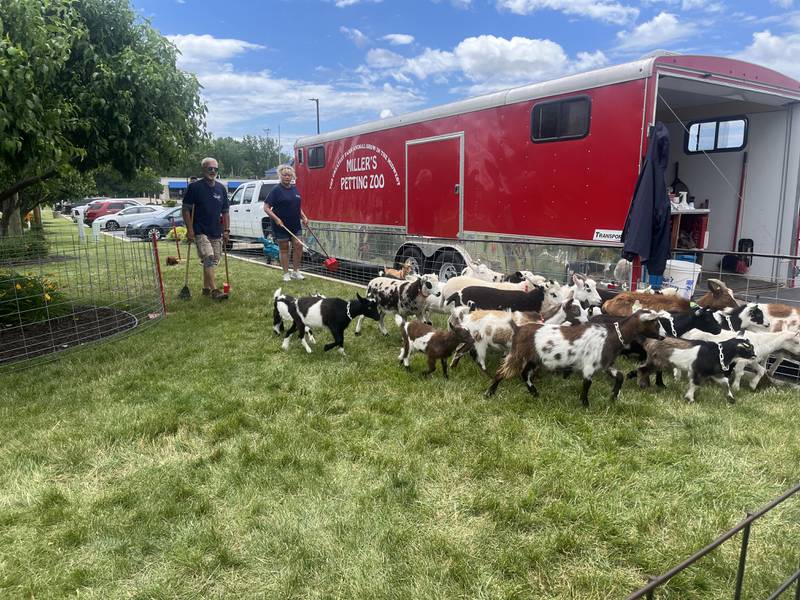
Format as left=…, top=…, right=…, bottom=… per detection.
left=182, top=157, right=230, bottom=300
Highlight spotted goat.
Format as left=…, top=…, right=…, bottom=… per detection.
left=486, top=310, right=667, bottom=406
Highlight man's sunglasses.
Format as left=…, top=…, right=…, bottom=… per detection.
left=205, top=166, right=218, bottom=172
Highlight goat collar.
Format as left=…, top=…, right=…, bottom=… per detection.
left=346, top=301, right=352, bottom=320
left=665, top=314, right=677, bottom=337
left=716, top=342, right=731, bottom=372
left=723, top=313, right=734, bottom=331
left=613, top=321, right=626, bottom=346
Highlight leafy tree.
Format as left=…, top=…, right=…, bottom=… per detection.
left=92, top=166, right=163, bottom=198
left=0, top=0, right=205, bottom=235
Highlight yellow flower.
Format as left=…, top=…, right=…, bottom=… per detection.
left=44, top=293, right=52, bottom=302
left=15, top=283, right=22, bottom=290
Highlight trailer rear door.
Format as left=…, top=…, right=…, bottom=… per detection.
left=406, top=133, right=463, bottom=238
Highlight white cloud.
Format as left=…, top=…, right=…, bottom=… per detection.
left=167, top=34, right=265, bottom=70
left=770, top=0, right=793, bottom=8
left=496, top=0, right=639, bottom=25
left=680, top=0, right=724, bottom=10
left=735, top=29, right=800, bottom=79
left=379, top=108, right=394, bottom=118
left=340, top=26, right=369, bottom=47
left=333, top=0, right=382, bottom=6
left=380, top=35, right=607, bottom=95
left=616, top=12, right=698, bottom=50
left=366, top=48, right=406, bottom=68
left=169, top=33, right=422, bottom=136
left=382, top=33, right=414, bottom=45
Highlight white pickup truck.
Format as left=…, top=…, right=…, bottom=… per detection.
left=227, top=179, right=279, bottom=240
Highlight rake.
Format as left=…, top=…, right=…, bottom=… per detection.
left=178, top=205, right=195, bottom=300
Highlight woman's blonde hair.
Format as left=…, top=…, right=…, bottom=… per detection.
left=277, top=164, right=296, bottom=178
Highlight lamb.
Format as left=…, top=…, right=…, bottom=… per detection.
left=395, top=314, right=475, bottom=378
left=379, top=259, right=413, bottom=280
left=460, top=260, right=506, bottom=282
left=633, top=336, right=756, bottom=403
left=277, top=292, right=381, bottom=354
left=602, top=278, right=740, bottom=316
left=486, top=310, right=666, bottom=406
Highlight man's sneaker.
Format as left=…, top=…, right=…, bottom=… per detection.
left=291, top=271, right=305, bottom=280
left=202, top=288, right=211, bottom=296
left=210, top=289, right=229, bottom=301
left=282, top=272, right=291, bottom=282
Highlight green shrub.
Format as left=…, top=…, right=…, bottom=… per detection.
left=0, top=269, right=70, bottom=325
left=166, top=226, right=187, bottom=241
left=163, top=199, right=177, bottom=207
left=0, top=229, right=50, bottom=262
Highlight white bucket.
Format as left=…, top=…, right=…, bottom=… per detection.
left=663, top=259, right=702, bottom=299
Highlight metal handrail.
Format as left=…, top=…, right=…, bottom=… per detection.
left=626, top=482, right=800, bottom=599
left=672, top=248, right=800, bottom=261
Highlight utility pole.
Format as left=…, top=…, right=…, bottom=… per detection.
left=308, top=98, right=320, bottom=134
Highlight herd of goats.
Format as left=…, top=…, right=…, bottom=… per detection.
left=272, top=260, right=800, bottom=406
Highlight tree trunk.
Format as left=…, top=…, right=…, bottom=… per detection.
left=0, top=194, right=23, bottom=237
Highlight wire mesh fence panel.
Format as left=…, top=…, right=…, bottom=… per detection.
left=0, top=225, right=163, bottom=371
left=231, top=224, right=632, bottom=291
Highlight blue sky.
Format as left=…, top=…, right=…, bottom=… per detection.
left=132, top=0, right=800, bottom=153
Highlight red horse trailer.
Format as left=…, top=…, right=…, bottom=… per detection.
left=295, top=53, right=800, bottom=283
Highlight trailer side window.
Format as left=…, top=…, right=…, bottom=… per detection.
left=531, top=96, right=590, bottom=142
left=308, top=145, right=325, bottom=169
left=685, top=116, right=747, bottom=154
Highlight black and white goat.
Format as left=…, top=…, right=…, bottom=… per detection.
left=591, top=305, right=722, bottom=366
left=272, top=288, right=323, bottom=345
left=274, top=290, right=381, bottom=354
left=356, top=274, right=441, bottom=335
left=633, top=336, right=756, bottom=403
left=713, top=303, right=771, bottom=332
left=486, top=310, right=666, bottom=406
left=446, top=284, right=562, bottom=314
left=395, top=314, right=474, bottom=378
left=681, top=328, right=800, bottom=391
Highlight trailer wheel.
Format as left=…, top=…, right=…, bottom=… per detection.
left=433, top=250, right=465, bottom=283
left=395, top=245, right=425, bottom=275
left=261, top=217, right=271, bottom=237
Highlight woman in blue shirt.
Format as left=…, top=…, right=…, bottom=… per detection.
left=263, top=165, right=309, bottom=282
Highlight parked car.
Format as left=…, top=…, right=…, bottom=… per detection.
left=227, top=179, right=277, bottom=240
left=63, top=196, right=104, bottom=216
left=84, top=199, right=143, bottom=224
left=125, top=206, right=184, bottom=240
left=93, top=205, right=161, bottom=230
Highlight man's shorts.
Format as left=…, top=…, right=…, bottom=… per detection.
left=195, top=234, right=221, bottom=268
left=272, top=224, right=302, bottom=242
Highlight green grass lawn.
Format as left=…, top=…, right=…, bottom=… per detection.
left=1, top=216, right=798, bottom=599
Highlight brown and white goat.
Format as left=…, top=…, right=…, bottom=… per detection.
left=485, top=310, right=666, bottom=406
left=449, top=296, right=594, bottom=373
left=395, top=314, right=474, bottom=378
left=602, top=278, right=739, bottom=316
left=380, top=259, right=413, bottom=280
